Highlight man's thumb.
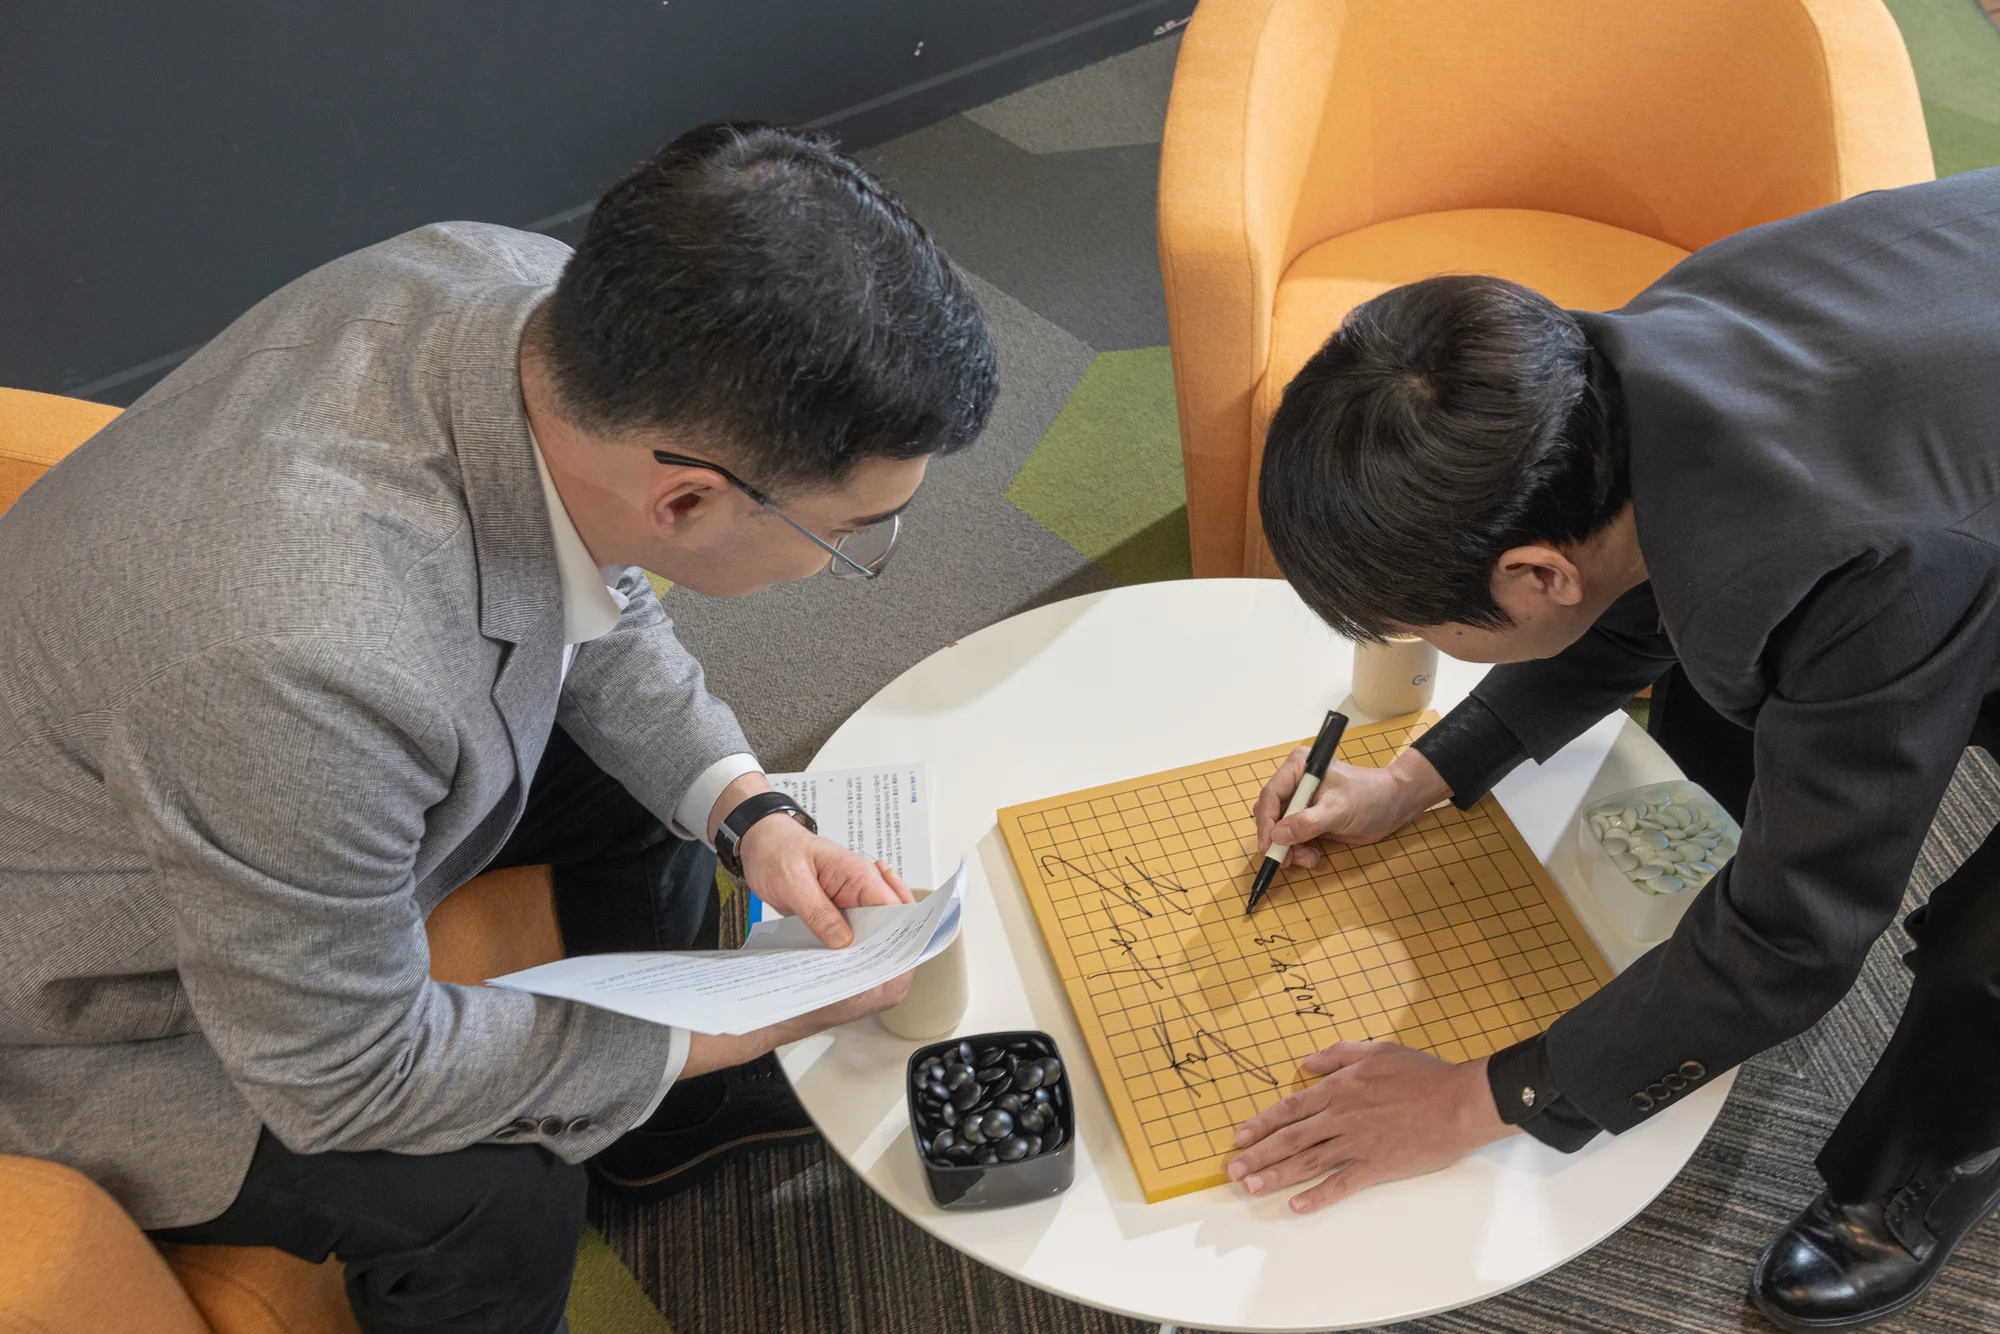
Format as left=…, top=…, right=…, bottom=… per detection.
left=1273, top=802, right=1334, bottom=847
left=805, top=896, right=853, bottom=948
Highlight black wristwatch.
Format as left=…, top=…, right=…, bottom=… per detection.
left=714, top=791, right=817, bottom=878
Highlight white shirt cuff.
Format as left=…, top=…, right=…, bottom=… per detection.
left=630, top=1025, right=694, bottom=1130
left=671, top=752, right=763, bottom=846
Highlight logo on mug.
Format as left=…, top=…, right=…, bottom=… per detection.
left=1412, top=673, right=1432, bottom=686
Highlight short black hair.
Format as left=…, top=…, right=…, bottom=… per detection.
left=1257, top=275, right=1627, bottom=639
left=540, top=121, right=998, bottom=490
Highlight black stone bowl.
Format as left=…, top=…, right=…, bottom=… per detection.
left=906, top=1030, right=1076, bottom=1211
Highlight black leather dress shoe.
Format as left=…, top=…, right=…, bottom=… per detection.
left=1751, top=1149, right=2000, bottom=1329
left=588, top=1053, right=818, bottom=1204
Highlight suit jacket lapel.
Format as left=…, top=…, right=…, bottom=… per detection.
left=447, top=284, right=564, bottom=800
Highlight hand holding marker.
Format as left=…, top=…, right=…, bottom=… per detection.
left=1245, top=711, right=1349, bottom=916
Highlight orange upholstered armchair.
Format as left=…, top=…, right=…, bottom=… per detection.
left=0, top=388, right=565, bottom=1332
left=1158, top=0, right=1935, bottom=578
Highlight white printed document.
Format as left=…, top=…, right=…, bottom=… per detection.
left=768, top=761, right=933, bottom=885
left=486, top=858, right=965, bottom=1035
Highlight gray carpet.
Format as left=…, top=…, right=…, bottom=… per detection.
left=609, top=30, right=2000, bottom=1334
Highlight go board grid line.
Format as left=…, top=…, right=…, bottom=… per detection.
left=997, top=712, right=1615, bottom=1202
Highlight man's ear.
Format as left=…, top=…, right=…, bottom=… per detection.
left=646, top=466, right=731, bottom=537
left=1491, top=544, right=1585, bottom=613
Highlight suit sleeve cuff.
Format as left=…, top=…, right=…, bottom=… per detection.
left=670, top=752, right=762, bottom=846
left=1412, top=696, right=1531, bottom=810
left=629, top=1025, right=694, bottom=1130
left=1486, top=1034, right=1602, bottom=1152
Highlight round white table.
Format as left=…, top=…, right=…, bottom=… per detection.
left=780, top=579, right=1733, bottom=1333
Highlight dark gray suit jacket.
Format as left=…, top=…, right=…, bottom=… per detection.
left=1412, top=167, right=2000, bottom=1146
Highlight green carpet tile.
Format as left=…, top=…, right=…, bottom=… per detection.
left=1005, top=345, right=1190, bottom=585
left=569, top=1225, right=675, bottom=1334
left=1889, top=0, right=2000, bottom=176
left=584, top=14, right=2000, bottom=1333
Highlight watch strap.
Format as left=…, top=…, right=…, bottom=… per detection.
left=714, top=790, right=817, bottom=877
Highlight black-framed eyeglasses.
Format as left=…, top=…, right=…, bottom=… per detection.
left=652, top=450, right=901, bottom=580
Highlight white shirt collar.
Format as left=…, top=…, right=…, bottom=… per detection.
left=529, top=432, right=629, bottom=645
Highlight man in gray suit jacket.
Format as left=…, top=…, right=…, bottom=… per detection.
left=0, top=123, right=996, bottom=1332
left=1223, top=167, right=2000, bottom=1330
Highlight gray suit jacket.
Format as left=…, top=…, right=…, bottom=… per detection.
left=1412, top=167, right=2000, bottom=1145
left=0, top=223, right=751, bottom=1228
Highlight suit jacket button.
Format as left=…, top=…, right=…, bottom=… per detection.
left=1631, top=1091, right=1655, bottom=1112
left=1520, top=1086, right=1537, bottom=1109
left=538, top=1116, right=565, bottom=1136
left=1679, top=1060, right=1706, bottom=1081
left=1662, top=1072, right=1687, bottom=1092
left=494, top=1125, right=520, bottom=1139
left=1646, top=1082, right=1670, bottom=1102
left=567, top=1117, right=593, bottom=1134
left=510, top=1117, right=539, bottom=1135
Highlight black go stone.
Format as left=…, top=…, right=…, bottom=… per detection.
left=937, top=1102, right=959, bottom=1128
left=977, top=1145, right=1001, bottom=1165
left=943, top=1064, right=974, bottom=1092
left=950, top=1081, right=981, bottom=1111
left=961, top=1118, right=985, bottom=1146
left=1012, top=1062, right=1044, bottom=1093
left=980, top=1109, right=1014, bottom=1140
left=994, top=1093, right=1024, bottom=1116
left=997, top=1134, right=1030, bottom=1162
left=956, top=1041, right=978, bottom=1066
left=924, top=1079, right=950, bottom=1103
left=975, top=1065, right=1011, bottom=1086
left=1018, top=1105, right=1047, bottom=1135
left=930, top=1129, right=955, bottom=1159
left=976, top=1047, right=1005, bottom=1067
left=1043, top=1126, right=1064, bottom=1152
left=1039, top=1057, right=1064, bottom=1085
left=1032, top=1086, right=1053, bottom=1106
left=1024, top=1133, right=1043, bottom=1156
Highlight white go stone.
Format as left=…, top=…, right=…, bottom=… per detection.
left=1589, top=787, right=1738, bottom=899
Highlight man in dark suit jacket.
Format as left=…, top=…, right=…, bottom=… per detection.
left=1230, top=166, right=2000, bottom=1330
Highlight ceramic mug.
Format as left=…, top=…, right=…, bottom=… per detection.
left=1351, top=634, right=1439, bottom=718
left=879, top=886, right=969, bottom=1039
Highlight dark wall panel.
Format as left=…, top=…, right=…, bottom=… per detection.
left=1, top=1, right=1188, bottom=401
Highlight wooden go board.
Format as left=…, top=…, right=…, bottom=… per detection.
left=997, top=712, right=1614, bottom=1203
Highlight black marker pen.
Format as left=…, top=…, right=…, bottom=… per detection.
left=1245, top=710, right=1348, bottom=916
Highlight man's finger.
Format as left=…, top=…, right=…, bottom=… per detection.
left=1254, top=747, right=1311, bottom=853
left=849, top=864, right=903, bottom=908
left=1232, top=1079, right=1338, bottom=1147
left=1301, top=1040, right=1388, bottom=1075
left=1228, top=1112, right=1346, bottom=1185
left=1236, top=1132, right=1353, bottom=1197
left=794, top=883, right=854, bottom=948
left=876, top=859, right=917, bottom=904
left=1287, top=1157, right=1385, bottom=1215
left=1271, top=784, right=1346, bottom=847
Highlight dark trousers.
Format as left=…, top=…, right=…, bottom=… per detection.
left=1649, top=664, right=2000, bottom=1203
left=150, top=725, right=717, bottom=1334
